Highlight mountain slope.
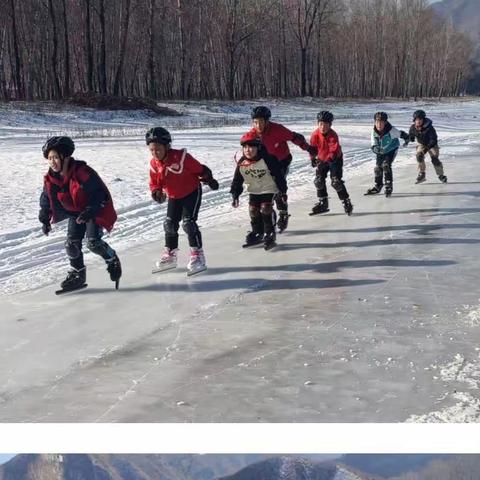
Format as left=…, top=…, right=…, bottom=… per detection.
left=218, top=457, right=369, bottom=480
left=0, top=454, right=268, bottom=480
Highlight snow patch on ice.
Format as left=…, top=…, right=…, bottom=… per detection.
left=407, top=392, right=480, bottom=422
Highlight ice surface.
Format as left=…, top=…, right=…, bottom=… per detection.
left=0, top=99, right=480, bottom=422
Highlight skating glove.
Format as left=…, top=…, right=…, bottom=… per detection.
left=152, top=189, right=167, bottom=204
left=41, top=222, right=51, bottom=236
left=76, top=207, right=96, bottom=224
left=279, top=193, right=288, bottom=205
left=207, top=178, right=219, bottom=190
left=371, top=145, right=383, bottom=155
left=311, top=157, right=319, bottom=167
left=403, top=138, right=410, bottom=146
left=231, top=195, right=239, bottom=208
left=306, top=145, right=317, bottom=156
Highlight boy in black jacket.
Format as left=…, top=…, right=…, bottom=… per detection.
left=230, top=132, right=287, bottom=250
left=409, top=110, right=447, bottom=184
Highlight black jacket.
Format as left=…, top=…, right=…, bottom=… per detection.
left=409, top=118, right=438, bottom=150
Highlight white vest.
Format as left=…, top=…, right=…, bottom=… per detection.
left=239, top=158, right=278, bottom=194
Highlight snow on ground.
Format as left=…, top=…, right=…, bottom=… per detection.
left=1, top=98, right=480, bottom=422
left=1, top=98, right=479, bottom=295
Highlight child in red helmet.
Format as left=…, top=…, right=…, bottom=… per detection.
left=147, top=127, right=219, bottom=276
left=39, top=136, right=121, bottom=292
left=309, top=111, right=353, bottom=215
left=230, top=132, right=287, bottom=250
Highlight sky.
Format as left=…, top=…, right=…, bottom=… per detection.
left=0, top=454, right=14, bottom=464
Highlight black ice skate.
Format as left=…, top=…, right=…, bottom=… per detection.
left=415, top=172, right=426, bottom=184
left=56, top=267, right=87, bottom=295
left=242, top=232, right=264, bottom=248
left=277, top=210, right=290, bottom=233
left=438, top=175, right=448, bottom=183
left=263, top=232, right=277, bottom=251
left=106, top=254, right=122, bottom=289
left=343, top=198, right=353, bottom=215
left=309, top=199, right=329, bottom=216
left=364, top=185, right=382, bottom=195
left=385, top=183, right=393, bottom=197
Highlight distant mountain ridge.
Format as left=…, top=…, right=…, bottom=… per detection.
left=432, top=0, right=480, bottom=91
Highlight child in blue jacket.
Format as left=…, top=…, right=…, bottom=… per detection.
left=365, top=112, right=409, bottom=197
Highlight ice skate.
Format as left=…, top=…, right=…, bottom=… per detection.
left=277, top=210, right=290, bottom=233
left=186, top=248, right=207, bottom=276
left=106, top=254, right=122, bottom=289
left=343, top=198, right=353, bottom=215
left=152, top=248, right=178, bottom=274
left=242, top=232, right=264, bottom=248
left=415, top=172, right=426, bottom=184
left=56, top=267, right=87, bottom=294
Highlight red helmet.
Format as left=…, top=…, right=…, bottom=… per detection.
left=240, top=132, right=262, bottom=147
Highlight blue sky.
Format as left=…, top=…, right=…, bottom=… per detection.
left=0, top=454, right=14, bottom=464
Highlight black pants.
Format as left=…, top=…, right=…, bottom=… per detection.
left=314, top=157, right=349, bottom=201
left=249, top=193, right=276, bottom=235
left=66, top=216, right=116, bottom=270
left=374, top=148, right=397, bottom=187
left=164, top=186, right=203, bottom=250
left=275, top=156, right=291, bottom=211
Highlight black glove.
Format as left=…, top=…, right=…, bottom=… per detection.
left=279, top=193, right=288, bottom=204
left=231, top=195, right=239, bottom=208
left=311, top=157, right=319, bottom=168
left=306, top=145, right=317, bottom=156
left=76, top=207, right=96, bottom=224
left=41, top=222, right=51, bottom=236
left=207, top=178, right=219, bottom=190
left=403, top=138, right=410, bottom=147
left=152, top=189, right=167, bottom=204
left=372, top=145, right=382, bottom=155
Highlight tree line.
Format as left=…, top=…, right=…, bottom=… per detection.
left=0, top=0, right=474, bottom=102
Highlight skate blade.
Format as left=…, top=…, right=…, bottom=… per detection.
left=55, top=284, right=88, bottom=295
left=415, top=179, right=426, bottom=184
left=115, top=279, right=120, bottom=290
left=242, top=241, right=264, bottom=248
left=364, top=192, right=380, bottom=196
left=186, top=266, right=207, bottom=277
left=152, top=264, right=177, bottom=274
left=264, top=242, right=277, bottom=251
left=309, top=210, right=330, bottom=216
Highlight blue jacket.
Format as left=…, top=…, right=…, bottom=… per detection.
left=371, top=122, right=408, bottom=155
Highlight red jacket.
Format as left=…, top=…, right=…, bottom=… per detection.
left=42, top=159, right=117, bottom=231
left=247, top=121, right=309, bottom=162
left=309, top=128, right=342, bottom=163
left=149, top=148, right=206, bottom=199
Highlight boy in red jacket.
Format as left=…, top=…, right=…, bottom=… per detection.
left=247, top=106, right=316, bottom=231
left=147, top=127, right=219, bottom=276
left=39, top=136, right=121, bottom=292
left=309, top=111, right=353, bottom=215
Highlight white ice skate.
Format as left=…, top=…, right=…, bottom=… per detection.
left=152, top=248, right=178, bottom=274
left=186, top=248, right=207, bottom=276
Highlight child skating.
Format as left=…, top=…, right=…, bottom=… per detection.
left=247, top=106, right=316, bottom=231
left=309, top=111, right=353, bottom=215
left=39, top=136, right=121, bottom=293
left=365, top=111, right=409, bottom=197
left=409, top=110, right=447, bottom=184
left=230, top=132, right=288, bottom=251
left=147, top=127, right=219, bottom=276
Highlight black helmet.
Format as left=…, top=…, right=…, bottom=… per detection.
left=146, top=127, right=172, bottom=145
left=251, top=106, right=271, bottom=120
left=413, top=110, right=426, bottom=121
left=42, top=136, right=75, bottom=159
left=317, top=111, right=334, bottom=123
left=374, top=111, right=388, bottom=121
